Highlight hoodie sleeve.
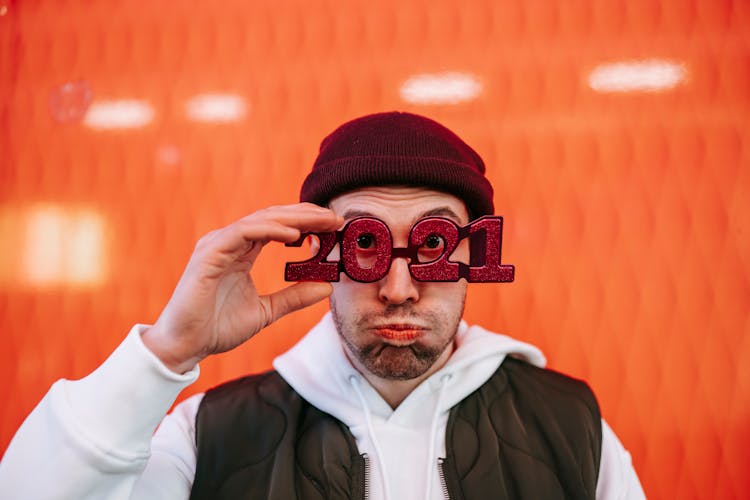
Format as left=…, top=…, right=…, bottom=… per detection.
left=0, top=325, right=199, bottom=500
left=596, top=419, right=647, bottom=499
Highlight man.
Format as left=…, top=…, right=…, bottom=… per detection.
left=0, top=112, right=645, bottom=499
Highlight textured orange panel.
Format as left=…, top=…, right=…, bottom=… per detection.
left=1, top=1, right=749, bottom=499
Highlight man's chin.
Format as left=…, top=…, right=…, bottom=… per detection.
left=361, top=344, right=437, bottom=380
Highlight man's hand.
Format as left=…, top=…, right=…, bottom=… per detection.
left=141, top=203, right=343, bottom=373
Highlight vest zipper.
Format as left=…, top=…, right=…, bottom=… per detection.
left=437, top=458, right=451, bottom=499
left=361, top=453, right=371, bottom=500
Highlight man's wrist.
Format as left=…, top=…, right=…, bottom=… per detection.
left=140, top=324, right=202, bottom=375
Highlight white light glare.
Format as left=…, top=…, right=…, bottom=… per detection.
left=400, top=72, right=482, bottom=105
left=185, top=94, right=248, bottom=123
left=84, top=100, right=154, bottom=129
left=22, top=205, right=107, bottom=286
left=588, top=60, right=686, bottom=93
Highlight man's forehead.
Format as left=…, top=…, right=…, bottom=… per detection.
left=328, top=186, right=470, bottom=224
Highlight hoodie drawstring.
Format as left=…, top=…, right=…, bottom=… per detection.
left=349, top=373, right=452, bottom=500
left=424, top=374, right=451, bottom=500
left=349, top=375, right=392, bottom=500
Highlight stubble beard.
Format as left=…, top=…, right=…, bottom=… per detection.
left=330, top=294, right=465, bottom=381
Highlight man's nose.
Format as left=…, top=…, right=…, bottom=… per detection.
left=378, top=257, right=420, bottom=305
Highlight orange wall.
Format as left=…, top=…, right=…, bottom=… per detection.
left=1, top=1, right=749, bottom=498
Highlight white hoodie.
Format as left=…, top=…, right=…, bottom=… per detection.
left=0, top=314, right=646, bottom=499
left=274, top=313, right=547, bottom=500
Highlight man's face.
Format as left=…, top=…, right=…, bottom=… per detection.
left=327, top=186, right=470, bottom=381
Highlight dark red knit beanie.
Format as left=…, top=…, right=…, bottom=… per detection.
left=300, top=112, right=494, bottom=217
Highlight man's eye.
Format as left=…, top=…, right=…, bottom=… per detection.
left=425, top=234, right=443, bottom=249
left=356, top=233, right=375, bottom=249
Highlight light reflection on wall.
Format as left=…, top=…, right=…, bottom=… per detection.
left=588, top=59, right=687, bottom=93
left=83, top=100, right=155, bottom=130
left=11, top=205, right=108, bottom=287
left=399, top=72, right=483, bottom=104
left=185, top=93, right=248, bottom=123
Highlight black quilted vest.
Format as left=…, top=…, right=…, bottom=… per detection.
left=189, top=357, right=602, bottom=499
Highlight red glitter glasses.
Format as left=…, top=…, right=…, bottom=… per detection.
left=285, top=216, right=515, bottom=283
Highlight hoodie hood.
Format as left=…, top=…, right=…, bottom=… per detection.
left=273, top=311, right=546, bottom=426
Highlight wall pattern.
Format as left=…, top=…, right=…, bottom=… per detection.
left=1, top=1, right=748, bottom=498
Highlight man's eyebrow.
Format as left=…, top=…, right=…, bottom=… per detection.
left=418, top=207, right=464, bottom=223
left=340, top=209, right=375, bottom=220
